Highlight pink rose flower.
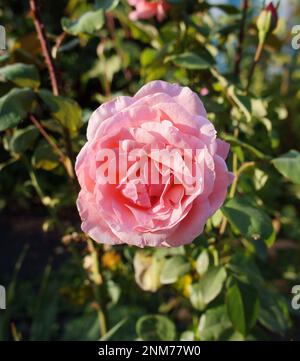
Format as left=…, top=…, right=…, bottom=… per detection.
left=128, top=0, right=170, bottom=22
left=76, top=80, right=233, bottom=248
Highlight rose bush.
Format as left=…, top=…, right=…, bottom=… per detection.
left=1, top=0, right=299, bottom=341
left=76, top=81, right=233, bottom=247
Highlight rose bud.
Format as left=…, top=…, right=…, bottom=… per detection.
left=256, top=2, right=279, bottom=43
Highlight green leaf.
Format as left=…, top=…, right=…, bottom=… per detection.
left=228, top=252, right=264, bottom=287
left=198, top=305, right=232, bottom=341
left=160, top=256, right=191, bottom=285
left=180, top=331, right=194, bottom=341
left=32, top=142, right=59, bottom=171
left=9, top=126, right=39, bottom=153
left=100, top=317, right=127, bottom=341
left=91, top=55, right=122, bottom=84
left=226, top=282, right=260, bottom=336
left=95, top=0, right=119, bottom=11
left=141, top=48, right=158, bottom=67
left=222, top=197, right=275, bottom=247
left=190, top=266, right=227, bottom=310
left=62, top=9, right=105, bottom=36
left=63, top=311, right=101, bottom=341
left=0, top=88, right=35, bottom=131
left=258, top=290, right=291, bottom=336
left=168, top=52, right=210, bottom=70
left=195, top=250, right=209, bottom=276
left=38, top=90, right=82, bottom=136
left=136, top=315, right=176, bottom=341
left=272, top=150, right=300, bottom=185
left=213, top=4, right=240, bottom=14
left=0, top=63, right=40, bottom=88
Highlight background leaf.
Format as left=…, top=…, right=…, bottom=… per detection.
left=38, top=90, right=82, bottom=136
left=222, top=197, right=275, bottom=247
left=0, top=63, right=40, bottom=88
left=62, top=9, right=105, bottom=35
left=136, top=315, right=176, bottom=341
left=0, top=88, right=35, bottom=131
left=190, top=266, right=227, bottom=310
left=226, top=282, right=260, bottom=336
left=9, top=126, right=39, bottom=154
left=168, top=52, right=210, bottom=70
left=272, top=150, right=300, bottom=185
left=160, top=256, right=191, bottom=285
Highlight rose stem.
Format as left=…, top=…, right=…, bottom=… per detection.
left=87, top=238, right=108, bottom=338
left=246, top=38, right=265, bottom=93
left=29, top=115, right=74, bottom=179
left=234, top=0, right=249, bottom=80
left=28, top=0, right=76, bottom=172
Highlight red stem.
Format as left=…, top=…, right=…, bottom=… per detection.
left=29, top=0, right=61, bottom=95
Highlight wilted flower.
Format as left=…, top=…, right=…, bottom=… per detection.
left=133, top=251, right=164, bottom=292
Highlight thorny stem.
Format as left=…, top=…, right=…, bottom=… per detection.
left=29, top=0, right=61, bottom=96
left=29, top=0, right=76, bottom=172
left=234, top=0, right=249, bottom=79
left=29, top=115, right=74, bottom=179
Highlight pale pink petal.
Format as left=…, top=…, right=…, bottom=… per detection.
left=165, top=198, right=212, bottom=247
left=87, top=96, right=135, bottom=141
left=77, top=190, right=121, bottom=245
left=216, top=139, right=230, bottom=159
left=208, top=155, right=233, bottom=213
left=134, top=80, right=207, bottom=117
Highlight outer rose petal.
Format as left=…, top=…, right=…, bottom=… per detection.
left=208, top=155, right=234, bottom=213
left=135, top=80, right=207, bottom=118
left=128, top=0, right=142, bottom=5
left=77, top=190, right=121, bottom=245
left=87, top=96, right=134, bottom=141
left=216, top=139, right=230, bottom=159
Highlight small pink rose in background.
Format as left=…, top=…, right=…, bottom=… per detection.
left=200, top=87, right=209, bottom=96
left=75, top=80, right=233, bottom=248
left=128, top=0, right=170, bottom=22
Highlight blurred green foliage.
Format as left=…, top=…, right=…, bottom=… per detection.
left=0, top=0, right=300, bottom=341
